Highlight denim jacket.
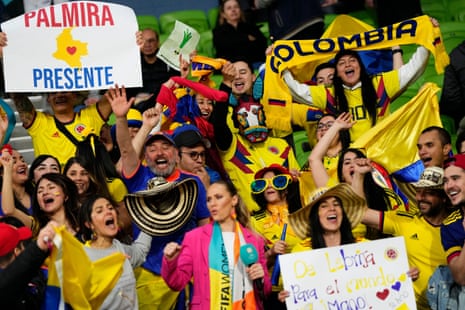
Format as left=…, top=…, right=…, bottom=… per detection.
left=427, top=265, right=465, bottom=310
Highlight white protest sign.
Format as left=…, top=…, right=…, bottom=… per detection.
left=280, top=237, right=416, bottom=310
left=157, top=20, right=199, bottom=71
left=1, top=1, right=142, bottom=92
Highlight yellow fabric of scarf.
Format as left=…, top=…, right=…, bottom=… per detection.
left=262, top=14, right=449, bottom=134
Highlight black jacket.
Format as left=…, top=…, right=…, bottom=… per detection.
left=0, top=242, right=48, bottom=309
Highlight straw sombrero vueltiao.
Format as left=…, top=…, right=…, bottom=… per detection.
left=288, top=183, right=367, bottom=240
left=124, top=177, right=198, bottom=236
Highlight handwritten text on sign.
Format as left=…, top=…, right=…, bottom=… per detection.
left=280, top=237, right=416, bottom=310
left=1, top=1, right=142, bottom=92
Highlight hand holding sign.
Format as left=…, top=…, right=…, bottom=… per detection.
left=279, top=237, right=415, bottom=310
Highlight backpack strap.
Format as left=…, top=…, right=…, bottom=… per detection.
left=54, top=117, right=80, bottom=146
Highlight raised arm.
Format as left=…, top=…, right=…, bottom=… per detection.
left=125, top=231, right=152, bottom=268
left=0, top=111, right=8, bottom=146
left=96, top=92, right=112, bottom=121
left=361, top=207, right=383, bottom=230
left=448, top=247, right=465, bottom=285
left=212, top=62, right=235, bottom=151
left=282, top=69, right=315, bottom=105
left=106, top=85, right=138, bottom=176
left=397, top=18, right=440, bottom=88
left=131, top=105, right=161, bottom=157
left=391, top=45, right=404, bottom=70
left=308, top=112, right=354, bottom=187
left=0, top=32, right=6, bottom=58
left=0, top=149, right=32, bottom=228
left=11, top=94, right=36, bottom=128
left=351, top=158, right=372, bottom=199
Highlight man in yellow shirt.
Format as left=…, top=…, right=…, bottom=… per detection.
left=358, top=165, right=450, bottom=309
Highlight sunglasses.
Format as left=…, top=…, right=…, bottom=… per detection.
left=180, top=151, right=206, bottom=161
left=251, top=174, right=292, bottom=194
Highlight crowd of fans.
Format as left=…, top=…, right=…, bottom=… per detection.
left=0, top=0, right=465, bottom=309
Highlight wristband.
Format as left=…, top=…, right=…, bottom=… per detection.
left=392, top=49, right=403, bottom=56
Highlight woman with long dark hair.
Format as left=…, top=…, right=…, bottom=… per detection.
left=282, top=19, right=439, bottom=142
left=79, top=195, right=151, bottom=309
left=32, top=173, right=79, bottom=236
left=0, top=146, right=36, bottom=228
left=277, top=183, right=367, bottom=303
left=28, top=154, right=61, bottom=184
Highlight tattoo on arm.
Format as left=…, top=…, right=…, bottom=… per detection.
left=12, top=94, right=35, bottom=126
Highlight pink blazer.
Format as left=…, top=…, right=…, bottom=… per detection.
left=162, top=222, right=271, bottom=310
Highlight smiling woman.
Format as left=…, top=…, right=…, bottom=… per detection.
left=283, top=26, right=432, bottom=142
left=32, top=173, right=80, bottom=236
left=289, top=183, right=367, bottom=250
left=0, top=146, right=35, bottom=229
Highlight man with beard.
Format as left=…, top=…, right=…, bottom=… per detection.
left=441, top=154, right=465, bottom=286
left=125, top=28, right=179, bottom=112
left=355, top=162, right=449, bottom=310
left=107, top=85, right=209, bottom=310
left=214, top=60, right=301, bottom=212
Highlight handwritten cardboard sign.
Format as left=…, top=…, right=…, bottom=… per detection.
left=157, top=20, right=199, bottom=71
left=280, top=237, right=416, bottom=310
left=1, top=1, right=142, bottom=92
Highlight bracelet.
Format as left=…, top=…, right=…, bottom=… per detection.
left=392, top=49, right=403, bottom=56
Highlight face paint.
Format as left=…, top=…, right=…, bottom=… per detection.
left=235, top=100, right=268, bottom=143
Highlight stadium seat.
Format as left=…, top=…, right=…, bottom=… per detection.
left=324, top=13, right=338, bottom=29
left=421, top=74, right=444, bottom=99
left=401, top=44, right=418, bottom=61
left=447, top=0, right=465, bottom=21
left=208, top=7, right=219, bottom=29
left=257, top=22, right=271, bottom=44
left=293, top=130, right=311, bottom=167
left=421, top=2, right=450, bottom=22
left=348, top=10, right=377, bottom=27
left=440, top=22, right=465, bottom=54
left=159, top=33, right=169, bottom=45
left=391, top=87, right=418, bottom=112
left=441, top=114, right=456, bottom=137
left=159, top=10, right=210, bottom=35
left=197, top=31, right=215, bottom=58
left=137, top=15, right=160, bottom=34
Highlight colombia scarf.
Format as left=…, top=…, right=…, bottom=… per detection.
left=209, top=221, right=256, bottom=310
left=262, top=14, right=449, bottom=134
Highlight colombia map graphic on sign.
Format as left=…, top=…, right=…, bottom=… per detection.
left=53, top=28, right=88, bottom=68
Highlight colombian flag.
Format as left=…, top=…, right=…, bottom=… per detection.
left=44, top=226, right=125, bottom=309
left=352, top=82, right=442, bottom=210
left=352, top=82, right=442, bottom=178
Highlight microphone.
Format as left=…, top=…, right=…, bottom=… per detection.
left=240, top=244, right=264, bottom=298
